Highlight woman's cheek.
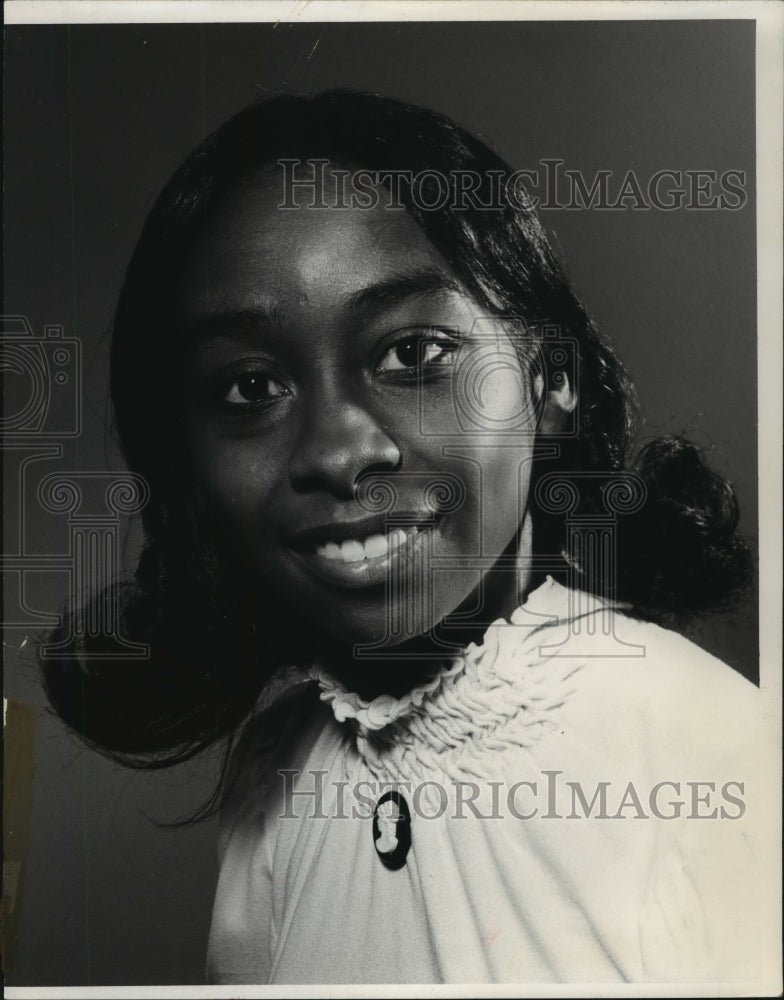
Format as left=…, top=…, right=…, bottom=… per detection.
left=189, top=433, right=278, bottom=531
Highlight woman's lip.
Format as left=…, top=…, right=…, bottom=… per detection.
left=289, top=523, right=438, bottom=590
left=287, top=511, right=439, bottom=549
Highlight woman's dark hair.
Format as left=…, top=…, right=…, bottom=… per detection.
left=40, top=91, right=753, bottom=794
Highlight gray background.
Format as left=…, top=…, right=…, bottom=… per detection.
left=3, top=19, right=757, bottom=985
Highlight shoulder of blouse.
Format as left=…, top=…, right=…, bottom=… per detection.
left=216, top=680, right=324, bottom=853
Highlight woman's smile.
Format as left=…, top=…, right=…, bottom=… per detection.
left=289, top=520, right=437, bottom=589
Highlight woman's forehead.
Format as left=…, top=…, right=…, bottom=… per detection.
left=177, top=168, right=464, bottom=320
left=203, top=163, right=429, bottom=247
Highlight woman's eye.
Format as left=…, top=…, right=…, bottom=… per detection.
left=221, top=371, right=289, bottom=408
left=377, top=335, right=457, bottom=374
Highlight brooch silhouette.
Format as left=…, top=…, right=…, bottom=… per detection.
left=372, top=790, right=411, bottom=870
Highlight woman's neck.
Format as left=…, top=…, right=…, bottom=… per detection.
left=322, top=565, right=541, bottom=701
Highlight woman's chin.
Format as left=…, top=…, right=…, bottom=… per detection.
left=319, top=651, right=441, bottom=701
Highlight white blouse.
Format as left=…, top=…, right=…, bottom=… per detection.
left=207, top=579, right=772, bottom=985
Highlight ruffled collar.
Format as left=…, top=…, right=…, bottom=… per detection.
left=308, top=576, right=607, bottom=738
left=309, top=656, right=467, bottom=731
left=299, top=578, right=626, bottom=782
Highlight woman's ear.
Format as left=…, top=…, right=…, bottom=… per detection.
left=535, top=372, right=577, bottom=434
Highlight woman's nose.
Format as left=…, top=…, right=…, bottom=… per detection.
left=288, top=397, right=401, bottom=497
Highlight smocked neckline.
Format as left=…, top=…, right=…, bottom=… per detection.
left=309, top=575, right=578, bottom=733
left=305, top=577, right=621, bottom=782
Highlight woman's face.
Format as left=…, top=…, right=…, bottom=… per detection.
left=176, top=167, right=539, bottom=651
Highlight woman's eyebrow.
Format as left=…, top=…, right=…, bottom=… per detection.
left=181, top=269, right=464, bottom=346
left=342, top=269, right=464, bottom=316
left=181, top=304, right=285, bottom=346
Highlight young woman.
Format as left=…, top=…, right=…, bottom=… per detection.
left=41, top=91, right=769, bottom=985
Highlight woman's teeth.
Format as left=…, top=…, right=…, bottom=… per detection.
left=315, top=527, right=419, bottom=563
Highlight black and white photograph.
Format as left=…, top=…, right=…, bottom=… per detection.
left=3, top=1, right=782, bottom=995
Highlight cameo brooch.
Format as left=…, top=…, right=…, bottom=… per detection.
left=372, top=790, right=411, bottom=870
